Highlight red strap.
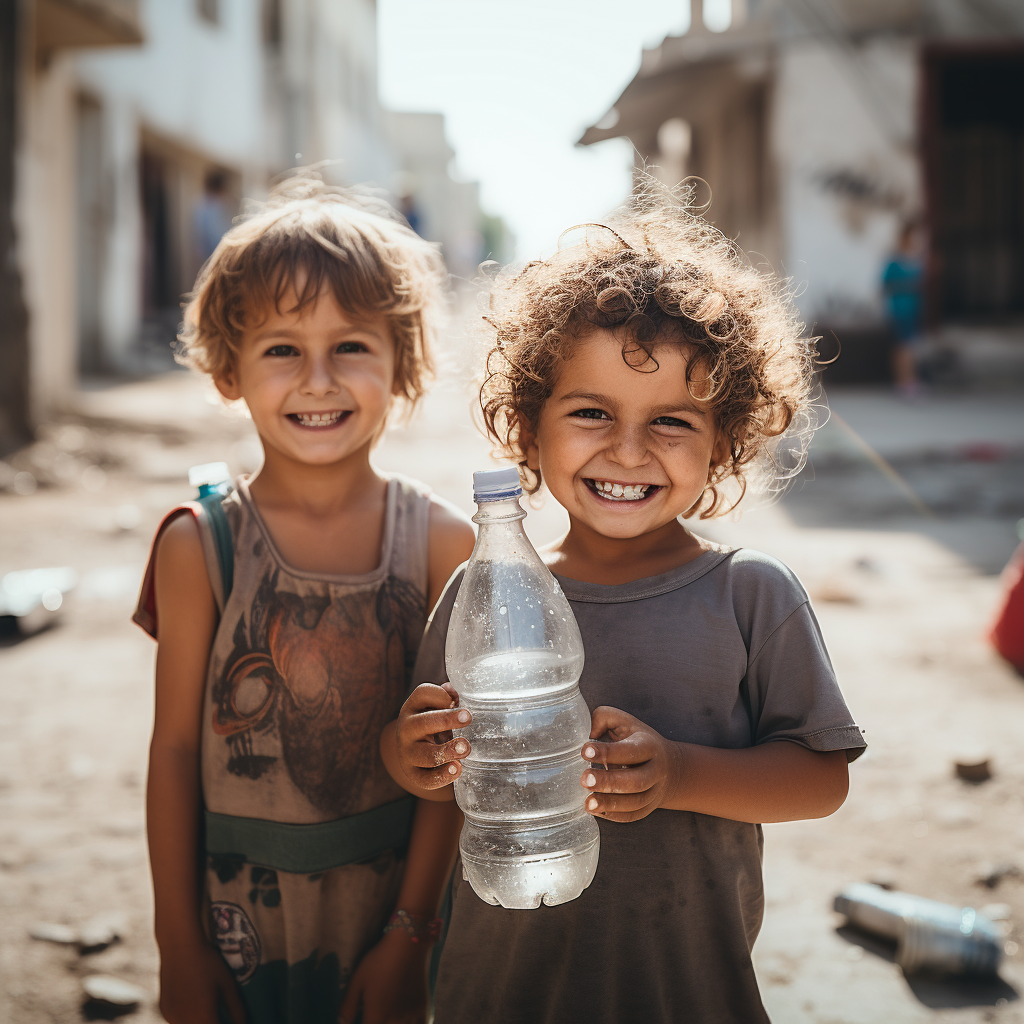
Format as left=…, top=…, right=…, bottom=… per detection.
left=131, top=505, right=202, bottom=639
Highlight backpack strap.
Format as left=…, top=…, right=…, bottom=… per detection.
left=197, top=491, right=234, bottom=605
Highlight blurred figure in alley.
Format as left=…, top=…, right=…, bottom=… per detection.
left=882, top=220, right=925, bottom=398
left=193, top=170, right=235, bottom=266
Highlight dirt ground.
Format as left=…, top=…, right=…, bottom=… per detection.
left=1, top=362, right=1023, bottom=1023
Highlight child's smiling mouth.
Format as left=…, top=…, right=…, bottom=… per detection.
left=585, top=478, right=661, bottom=503
left=287, top=411, right=351, bottom=429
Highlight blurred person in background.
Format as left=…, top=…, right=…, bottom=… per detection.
left=882, top=219, right=925, bottom=399
left=194, top=170, right=236, bottom=266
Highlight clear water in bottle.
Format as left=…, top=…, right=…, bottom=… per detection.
left=447, top=467, right=600, bottom=909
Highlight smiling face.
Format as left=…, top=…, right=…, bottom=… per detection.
left=525, top=329, right=723, bottom=543
left=215, top=285, right=396, bottom=470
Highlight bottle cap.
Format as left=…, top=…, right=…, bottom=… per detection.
left=188, top=462, right=231, bottom=488
left=472, top=466, right=522, bottom=502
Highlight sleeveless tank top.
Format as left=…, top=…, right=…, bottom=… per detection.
left=200, top=473, right=429, bottom=823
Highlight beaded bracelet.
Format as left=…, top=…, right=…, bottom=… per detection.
left=383, top=909, right=443, bottom=945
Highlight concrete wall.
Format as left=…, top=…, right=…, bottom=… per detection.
left=15, top=53, right=79, bottom=422
left=772, top=37, right=920, bottom=326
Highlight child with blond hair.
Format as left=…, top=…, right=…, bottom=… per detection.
left=135, top=176, right=472, bottom=1024
left=385, top=186, right=866, bottom=1023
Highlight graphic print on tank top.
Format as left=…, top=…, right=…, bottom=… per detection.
left=211, top=562, right=425, bottom=817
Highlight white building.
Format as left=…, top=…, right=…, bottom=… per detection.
left=580, top=0, right=1024, bottom=380
left=382, top=110, right=493, bottom=282
left=5, top=0, right=495, bottom=441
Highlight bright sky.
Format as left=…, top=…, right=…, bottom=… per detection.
left=377, top=1, right=697, bottom=260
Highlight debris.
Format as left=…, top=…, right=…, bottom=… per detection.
left=0, top=567, right=77, bottom=636
left=29, top=922, right=78, bottom=944
left=79, top=916, right=121, bottom=953
left=954, top=754, right=992, bottom=783
left=82, top=974, right=145, bottom=1011
left=834, top=882, right=1002, bottom=975
left=974, top=862, right=1021, bottom=889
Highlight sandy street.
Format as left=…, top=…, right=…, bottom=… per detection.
left=2, top=360, right=1023, bottom=1023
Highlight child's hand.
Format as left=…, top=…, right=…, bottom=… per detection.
left=158, top=939, right=247, bottom=1024
left=394, top=682, right=472, bottom=789
left=579, top=706, right=680, bottom=822
left=338, top=929, right=429, bottom=1024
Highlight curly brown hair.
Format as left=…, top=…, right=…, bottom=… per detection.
left=179, top=172, right=447, bottom=409
left=479, top=183, right=817, bottom=518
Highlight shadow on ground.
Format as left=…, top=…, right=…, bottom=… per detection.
left=836, top=925, right=1019, bottom=1008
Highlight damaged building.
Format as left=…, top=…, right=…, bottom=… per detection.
left=580, top=0, right=1024, bottom=381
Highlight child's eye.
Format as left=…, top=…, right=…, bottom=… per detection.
left=652, top=415, right=694, bottom=430
left=265, top=344, right=298, bottom=357
left=570, top=408, right=610, bottom=421
left=336, top=341, right=369, bottom=354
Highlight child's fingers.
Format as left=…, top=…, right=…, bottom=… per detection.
left=440, top=681, right=461, bottom=704
left=402, top=706, right=471, bottom=739
left=580, top=762, right=656, bottom=794
left=581, top=732, right=654, bottom=767
left=403, top=682, right=458, bottom=714
left=406, top=736, right=471, bottom=770
left=406, top=759, right=464, bottom=789
left=584, top=788, right=658, bottom=818
left=588, top=704, right=639, bottom=741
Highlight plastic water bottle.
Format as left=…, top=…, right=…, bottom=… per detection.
left=834, top=882, right=1003, bottom=975
left=446, top=467, right=600, bottom=909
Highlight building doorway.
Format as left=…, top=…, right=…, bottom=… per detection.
left=76, top=94, right=105, bottom=373
left=139, top=133, right=240, bottom=360
left=923, top=46, right=1024, bottom=322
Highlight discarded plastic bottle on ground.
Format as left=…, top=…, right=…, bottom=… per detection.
left=447, top=467, right=600, bottom=909
left=834, top=882, right=1003, bottom=975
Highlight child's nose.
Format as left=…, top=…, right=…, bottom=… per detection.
left=607, top=424, right=649, bottom=467
left=300, top=356, right=341, bottom=396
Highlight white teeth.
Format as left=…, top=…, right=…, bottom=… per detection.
left=592, top=480, right=651, bottom=501
left=295, top=411, right=343, bottom=427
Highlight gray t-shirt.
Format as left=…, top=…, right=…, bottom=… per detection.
left=416, top=546, right=865, bottom=1024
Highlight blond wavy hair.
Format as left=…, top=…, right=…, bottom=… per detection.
left=480, top=182, right=817, bottom=517
left=179, top=173, right=447, bottom=409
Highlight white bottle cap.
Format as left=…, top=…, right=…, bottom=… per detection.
left=472, top=466, right=522, bottom=502
left=188, top=462, right=231, bottom=488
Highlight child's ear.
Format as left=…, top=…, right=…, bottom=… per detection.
left=214, top=367, right=242, bottom=402
left=708, top=431, right=731, bottom=479
left=519, top=425, right=540, bottom=472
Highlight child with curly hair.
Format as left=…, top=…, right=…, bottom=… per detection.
left=383, top=186, right=866, bottom=1023
left=134, top=177, right=472, bottom=1024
